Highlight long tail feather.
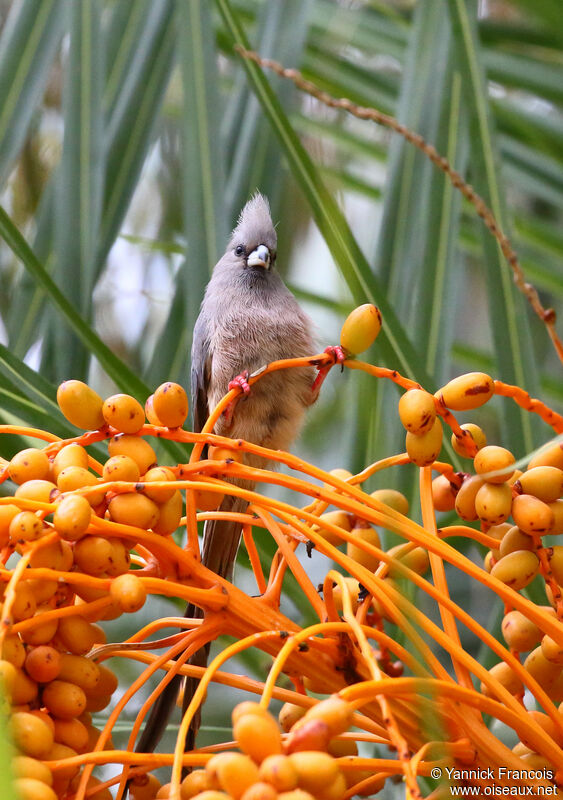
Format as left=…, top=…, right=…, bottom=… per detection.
left=135, top=494, right=247, bottom=757
left=181, top=495, right=247, bottom=751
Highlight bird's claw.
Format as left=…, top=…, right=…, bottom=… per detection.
left=324, top=345, right=346, bottom=372
left=224, top=371, right=251, bottom=426
left=311, top=346, right=346, bottom=401
left=228, top=370, right=251, bottom=396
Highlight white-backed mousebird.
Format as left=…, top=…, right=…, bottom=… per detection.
left=137, top=193, right=342, bottom=757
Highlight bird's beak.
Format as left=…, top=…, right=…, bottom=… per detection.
left=247, top=244, right=271, bottom=269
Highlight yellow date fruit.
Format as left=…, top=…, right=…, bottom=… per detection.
left=259, top=755, right=299, bottom=791
left=2, top=634, right=26, bottom=667
left=102, top=454, right=141, bottom=483
left=454, top=476, right=484, bottom=522
left=53, top=494, right=92, bottom=541
left=12, top=756, right=53, bottom=786
left=311, top=510, right=352, bottom=547
left=43, top=743, right=79, bottom=780
left=73, top=536, right=113, bottom=575
left=240, top=783, right=278, bottom=800
left=339, top=304, right=381, bottom=355
left=480, top=662, right=523, bottom=698
left=11, top=667, right=39, bottom=704
left=474, top=446, right=515, bottom=484
left=370, top=488, right=409, bottom=516
left=9, top=511, right=44, bottom=543
left=153, top=382, right=189, bottom=428
left=193, top=487, right=225, bottom=512
left=29, top=539, right=73, bottom=572
left=152, top=490, right=183, bottom=536
left=233, top=707, right=283, bottom=763
left=206, top=752, right=259, bottom=799
left=105, top=537, right=131, bottom=577
left=278, top=703, right=307, bottom=733
left=528, top=442, right=563, bottom=471
left=13, top=778, right=57, bottom=800
left=141, top=466, right=176, bottom=503
left=42, top=680, right=87, bottom=719
left=130, top=774, right=162, bottom=800
left=548, top=499, right=563, bottom=535
left=436, top=372, right=494, bottom=411
left=11, top=711, right=54, bottom=758
left=57, top=654, right=101, bottom=691
left=108, top=434, right=157, bottom=475
left=52, top=717, right=89, bottom=751
left=0, top=503, right=20, bottom=547
left=547, top=546, right=563, bottom=585
left=52, top=443, right=89, bottom=480
left=15, top=480, right=58, bottom=505
left=24, top=646, right=61, bottom=684
left=524, top=647, right=563, bottom=692
left=431, top=474, right=456, bottom=512
left=346, top=526, right=381, bottom=572
left=8, top=448, right=50, bottom=485
left=108, top=492, right=160, bottom=530
left=540, top=634, right=563, bottom=665
left=512, top=494, right=554, bottom=535
left=20, top=610, right=59, bottom=647
left=57, top=466, right=105, bottom=507
left=110, top=573, right=147, bottom=613
left=12, top=583, right=37, bottom=621
left=398, top=389, right=436, bottom=435
left=180, top=771, right=209, bottom=798
left=516, top=466, right=563, bottom=504
left=475, top=482, right=513, bottom=525
left=451, top=423, right=487, bottom=458
left=405, top=417, right=443, bottom=467
left=297, top=695, right=352, bottom=738
left=501, top=610, right=542, bottom=652
left=490, top=550, right=539, bottom=590
left=144, top=393, right=163, bottom=426
left=102, top=393, right=145, bottom=434
left=287, top=752, right=339, bottom=794
left=387, top=544, right=429, bottom=577
left=57, top=380, right=104, bottom=430
left=498, top=526, right=534, bottom=558
left=57, top=616, right=101, bottom=655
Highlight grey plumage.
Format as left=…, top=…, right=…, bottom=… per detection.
left=192, top=193, right=315, bottom=466
left=192, top=193, right=315, bottom=571
left=137, top=193, right=316, bottom=756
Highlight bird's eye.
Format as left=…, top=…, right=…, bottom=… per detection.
left=234, top=245, right=245, bottom=257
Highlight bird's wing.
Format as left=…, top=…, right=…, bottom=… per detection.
left=190, top=314, right=211, bottom=434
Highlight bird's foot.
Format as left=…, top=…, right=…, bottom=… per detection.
left=311, top=346, right=346, bottom=401
left=326, top=345, right=346, bottom=369
left=224, top=371, right=251, bottom=425
left=228, top=370, right=251, bottom=395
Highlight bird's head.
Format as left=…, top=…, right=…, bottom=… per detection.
left=228, top=193, right=277, bottom=272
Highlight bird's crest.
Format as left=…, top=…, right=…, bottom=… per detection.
left=230, top=192, right=277, bottom=251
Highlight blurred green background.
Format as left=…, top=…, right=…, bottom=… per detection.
left=0, top=0, right=562, bottom=790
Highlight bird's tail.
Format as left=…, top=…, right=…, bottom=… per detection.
left=200, top=493, right=247, bottom=583
left=135, top=494, right=247, bottom=756
left=182, top=494, right=247, bottom=751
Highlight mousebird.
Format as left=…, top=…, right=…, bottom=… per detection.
left=137, top=193, right=340, bottom=755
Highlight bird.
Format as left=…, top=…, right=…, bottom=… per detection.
left=137, top=193, right=329, bottom=756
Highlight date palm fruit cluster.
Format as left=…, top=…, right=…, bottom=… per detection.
left=0, top=380, right=191, bottom=800
left=2, top=303, right=563, bottom=797
left=136, top=698, right=358, bottom=800
left=398, top=372, right=563, bottom=765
